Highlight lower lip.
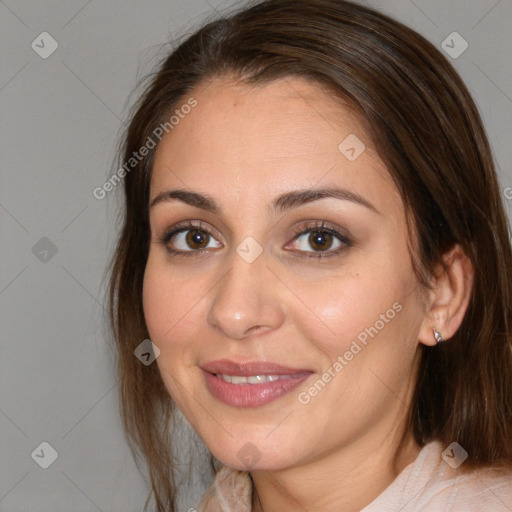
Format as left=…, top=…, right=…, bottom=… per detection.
left=202, top=370, right=312, bottom=408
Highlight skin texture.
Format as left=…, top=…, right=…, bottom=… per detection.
left=143, top=76, right=474, bottom=512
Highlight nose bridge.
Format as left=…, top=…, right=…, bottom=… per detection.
left=206, top=241, right=284, bottom=339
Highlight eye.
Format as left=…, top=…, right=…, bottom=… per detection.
left=171, top=229, right=221, bottom=251
left=159, top=221, right=222, bottom=254
left=286, top=221, right=351, bottom=259
left=293, top=230, right=341, bottom=252
left=158, top=220, right=351, bottom=260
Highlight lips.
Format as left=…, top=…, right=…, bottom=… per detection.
left=201, top=359, right=313, bottom=407
left=201, top=359, right=312, bottom=376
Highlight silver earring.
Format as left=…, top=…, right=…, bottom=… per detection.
left=433, top=327, right=444, bottom=343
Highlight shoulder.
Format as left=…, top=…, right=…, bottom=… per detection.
left=196, top=442, right=512, bottom=512
left=363, top=441, right=512, bottom=512
left=415, top=465, right=512, bottom=511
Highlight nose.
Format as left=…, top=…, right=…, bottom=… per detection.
left=206, top=245, right=285, bottom=340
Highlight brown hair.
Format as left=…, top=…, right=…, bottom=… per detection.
left=106, top=0, right=512, bottom=510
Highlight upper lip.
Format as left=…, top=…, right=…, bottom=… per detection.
left=201, top=359, right=312, bottom=376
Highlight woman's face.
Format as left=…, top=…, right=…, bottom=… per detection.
left=143, top=76, right=429, bottom=471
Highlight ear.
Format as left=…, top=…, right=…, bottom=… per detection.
left=418, top=244, right=474, bottom=346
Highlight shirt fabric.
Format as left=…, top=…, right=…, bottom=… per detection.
left=196, top=440, right=512, bottom=511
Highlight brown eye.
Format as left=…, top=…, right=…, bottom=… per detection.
left=308, top=231, right=334, bottom=251
left=163, top=226, right=222, bottom=253
left=185, top=229, right=210, bottom=249
left=285, top=222, right=351, bottom=260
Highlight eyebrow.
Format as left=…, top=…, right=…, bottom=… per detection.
left=149, top=186, right=380, bottom=215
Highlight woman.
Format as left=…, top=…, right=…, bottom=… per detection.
left=106, top=0, right=512, bottom=510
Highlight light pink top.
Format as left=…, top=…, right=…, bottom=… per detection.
left=196, top=440, right=512, bottom=511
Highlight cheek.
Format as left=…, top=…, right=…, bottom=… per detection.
left=142, top=262, right=169, bottom=343
left=292, top=266, right=402, bottom=359
left=142, top=256, right=194, bottom=345
left=142, top=255, right=216, bottom=364
left=142, top=259, right=200, bottom=406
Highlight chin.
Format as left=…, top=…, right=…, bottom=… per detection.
left=202, top=430, right=304, bottom=472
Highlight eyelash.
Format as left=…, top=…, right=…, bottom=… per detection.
left=158, top=220, right=351, bottom=260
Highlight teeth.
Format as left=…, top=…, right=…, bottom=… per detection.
left=218, top=374, right=294, bottom=384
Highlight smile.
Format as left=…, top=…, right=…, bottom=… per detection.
left=201, top=359, right=313, bottom=407
left=217, top=373, right=296, bottom=384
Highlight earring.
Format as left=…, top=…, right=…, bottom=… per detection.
left=433, top=327, right=444, bottom=343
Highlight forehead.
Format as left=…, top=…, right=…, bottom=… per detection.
left=157, top=75, right=369, bottom=156
left=150, top=76, right=400, bottom=216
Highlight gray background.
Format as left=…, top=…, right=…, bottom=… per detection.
left=1, top=0, right=511, bottom=511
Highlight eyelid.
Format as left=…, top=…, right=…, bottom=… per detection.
left=284, top=220, right=351, bottom=258
left=158, top=219, right=351, bottom=259
left=288, top=220, right=350, bottom=242
left=160, top=220, right=222, bottom=244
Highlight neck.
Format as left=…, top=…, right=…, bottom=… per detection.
left=250, top=415, right=421, bottom=512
